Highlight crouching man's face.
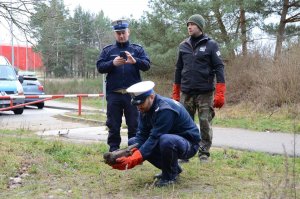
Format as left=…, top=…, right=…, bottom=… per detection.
left=137, top=94, right=155, bottom=113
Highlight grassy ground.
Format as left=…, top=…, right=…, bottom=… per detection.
left=0, top=129, right=299, bottom=198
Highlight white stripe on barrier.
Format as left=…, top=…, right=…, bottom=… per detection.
left=0, top=94, right=104, bottom=100
left=64, top=95, right=77, bottom=97
left=88, top=94, right=103, bottom=97
left=10, top=96, right=25, bottom=99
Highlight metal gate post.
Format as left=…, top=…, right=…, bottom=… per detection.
left=78, top=95, right=82, bottom=116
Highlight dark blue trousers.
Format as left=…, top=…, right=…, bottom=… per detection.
left=106, top=93, right=138, bottom=151
left=129, top=134, right=199, bottom=180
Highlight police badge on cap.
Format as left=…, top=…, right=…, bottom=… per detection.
left=126, top=81, right=155, bottom=105
left=111, top=19, right=129, bottom=31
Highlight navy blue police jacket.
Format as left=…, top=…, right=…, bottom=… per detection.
left=96, top=41, right=150, bottom=93
left=135, top=94, right=201, bottom=159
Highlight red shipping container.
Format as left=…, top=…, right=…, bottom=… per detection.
left=0, top=44, right=43, bottom=70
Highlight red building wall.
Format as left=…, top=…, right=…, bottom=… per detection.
left=0, top=45, right=43, bottom=70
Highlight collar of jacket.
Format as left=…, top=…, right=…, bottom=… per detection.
left=191, top=34, right=204, bottom=43
left=187, top=34, right=209, bottom=47
left=116, top=41, right=130, bottom=48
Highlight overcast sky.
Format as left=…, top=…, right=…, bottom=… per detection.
left=0, top=0, right=149, bottom=45
left=64, top=0, right=149, bottom=20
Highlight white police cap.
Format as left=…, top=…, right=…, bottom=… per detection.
left=126, top=81, right=155, bottom=105
left=111, top=19, right=129, bottom=31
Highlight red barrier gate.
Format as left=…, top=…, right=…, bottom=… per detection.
left=0, top=94, right=104, bottom=115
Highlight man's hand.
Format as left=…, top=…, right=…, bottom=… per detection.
left=103, top=143, right=139, bottom=165
left=113, top=56, right=126, bottom=66
left=124, top=51, right=136, bottom=64
left=113, top=51, right=136, bottom=66
left=214, top=83, right=226, bottom=108
left=172, top=83, right=181, bottom=101
left=111, top=148, right=143, bottom=170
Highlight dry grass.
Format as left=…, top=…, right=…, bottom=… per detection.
left=226, top=44, right=300, bottom=109
left=145, top=44, right=300, bottom=113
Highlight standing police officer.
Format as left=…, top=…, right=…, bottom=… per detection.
left=96, top=19, right=151, bottom=152
left=111, top=81, right=201, bottom=187
left=172, top=14, right=226, bottom=162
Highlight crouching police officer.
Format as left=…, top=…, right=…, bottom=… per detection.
left=96, top=19, right=151, bottom=152
left=111, top=81, right=201, bottom=187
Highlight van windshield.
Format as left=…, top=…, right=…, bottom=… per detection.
left=0, top=56, right=11, bottom=65
left=0, top=66, right=17, bottom=80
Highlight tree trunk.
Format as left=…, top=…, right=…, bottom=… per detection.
left=212, top=0, right=235, bottom=58
left=274, top=0, right=289, bottom=60
left=239, top=0, right=247, bottom=56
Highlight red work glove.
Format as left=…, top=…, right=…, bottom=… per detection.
left=214, top=83, right=226, bottom=108
left=172, top=83, right=181, bottom=101
left=111, top=148, right=143, bottom=170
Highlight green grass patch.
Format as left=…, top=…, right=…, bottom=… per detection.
left=56, top=97, right=106, bottom=110
left=44, top=78, right=104, bottom=95
left=0, top=133, right=298, bottom=198
left=213, top=104, right=300, bottom=133
left=214, top=115, right=300, bottom=133
left=65, top=111, right=106, bottom=122
left=0, top=129, right=31, bottom=136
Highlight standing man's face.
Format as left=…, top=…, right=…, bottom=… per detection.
left=114, top=29, right=130, bottom=43
left=187, top=22, right=202, bottom=37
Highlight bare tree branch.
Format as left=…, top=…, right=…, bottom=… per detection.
left=0, top=0, right=43, bottom=45
left=285, top=12, right=300, bottom=23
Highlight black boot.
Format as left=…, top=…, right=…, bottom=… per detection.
left=154, top=178, right=177, bottom=187
left=154, top=166, right=183, bottom=179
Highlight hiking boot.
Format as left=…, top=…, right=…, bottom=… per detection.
left=199, top=154, right=209, bottom=163
left=153, top=166, right=183, bottom=179
left=154, top=178, right=177, bottom=187
left=153, top=173, right=163, bottom=179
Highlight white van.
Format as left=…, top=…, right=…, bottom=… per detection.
left=0, top=56, right=25, bottom=114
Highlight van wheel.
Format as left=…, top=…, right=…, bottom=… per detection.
left=13, top=108, right=24, bottom=115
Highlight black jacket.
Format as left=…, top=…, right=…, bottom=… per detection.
left=174, top=34, right=225, bottom=94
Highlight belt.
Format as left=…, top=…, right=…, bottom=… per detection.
left=114, top=89, right=127, bottom=94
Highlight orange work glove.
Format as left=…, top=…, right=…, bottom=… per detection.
left=111, top=148, right=143, bottom=170
left=214, top=83, right=226, bottom=108
left=172, top=83, right=181, bottom=101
